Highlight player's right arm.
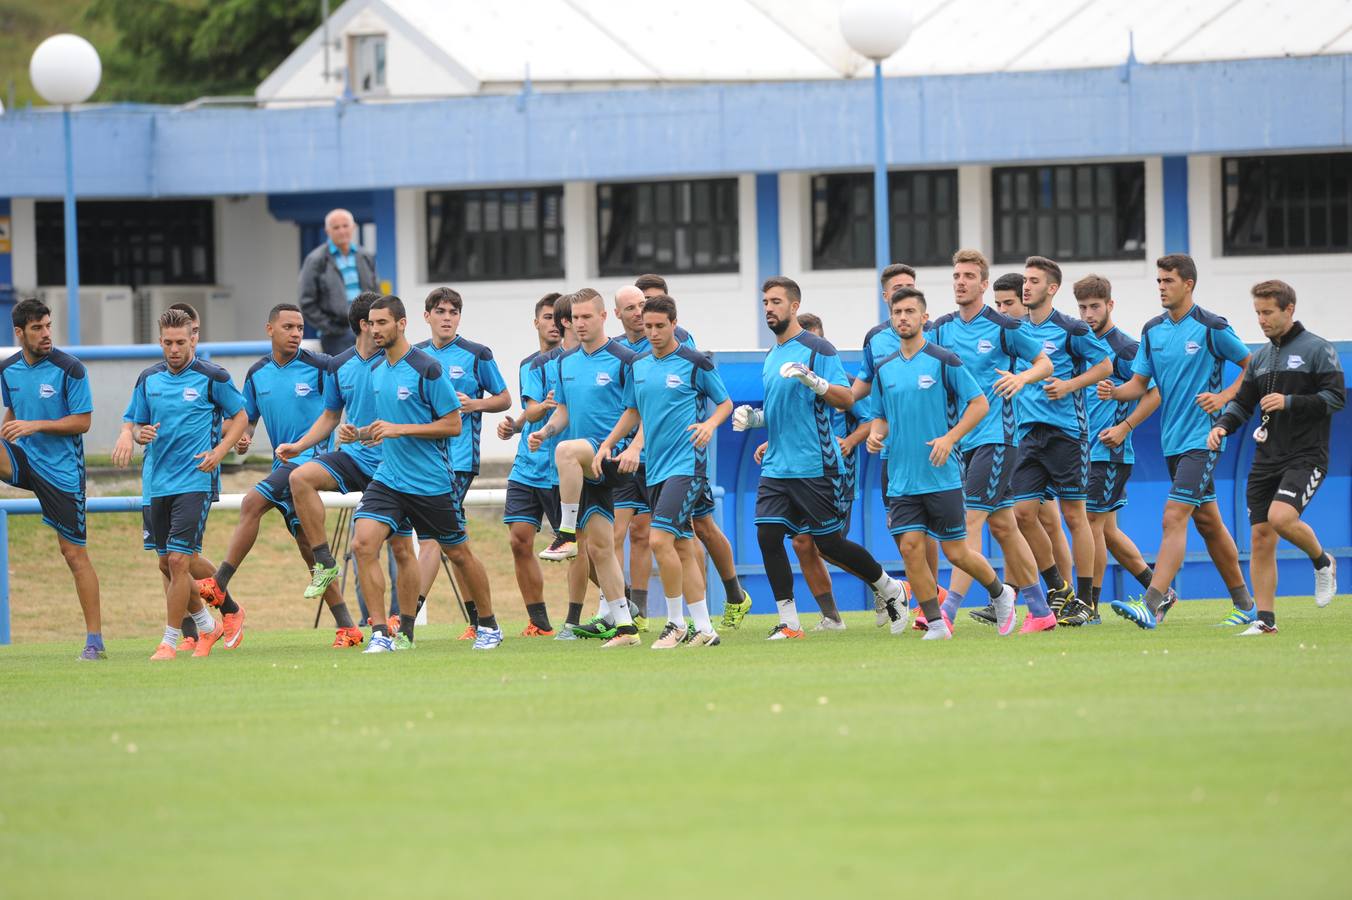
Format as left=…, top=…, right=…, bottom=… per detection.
left=594, top=408, right=641, bottom=479
left=1101, top=372, right=1150, bottom=402
left=276, top=408, right=342, bottom=462
left=527, top=402, right=569, bottom=451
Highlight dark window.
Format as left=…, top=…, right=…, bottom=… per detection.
left=810, top=170, right=958, bottom=269
left=596, top=179, right=739, bottom=276
left=426, top=187, right=564, bottom=282
left=36, top=199, right=216, bottom=287
left=1223, top=153, right=1352, bottom=255
left=992, top=163, right=1145, bottom=264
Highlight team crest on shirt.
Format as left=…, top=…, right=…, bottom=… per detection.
left=665, top=373, right=683, bottom=389
left=1185, top=341, right=1202, bottom=355
left=1286, top=355, right=1304, bottom=369
left=182, top=387, right=200, bottom=402
left=1042, top=340, right=1056, bottom=354
left=295, top=383, right=312, bottom=397
left=595, top=372, right=612, bottom=386
left=449, top=366, right=466, bottom=379
left=918, top=375, right=936, bottom=389
left=38, top=383, right=56, bottom=399
left=397, top=385, right=412, bottom=401
left=976, top=339, right=994, bottom=354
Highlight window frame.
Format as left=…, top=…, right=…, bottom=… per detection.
left=595, top=178, right=740, bottom=277
left=424, top=186, right=566, bottom=283
left=35, top=198, right=217, bottom=288
left=349, top=33, right=388, bottom=97
left=990, top=161, right=1146, bottom=265
left=1222, top=152, right=1352, bottom=257
left=809, top=169, right=959, bottom=271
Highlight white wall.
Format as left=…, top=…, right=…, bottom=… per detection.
left=214, top=195, right=303, bottom=340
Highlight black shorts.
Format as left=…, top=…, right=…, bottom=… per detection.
left=150, top=492, right=212, bottom=556
left=141, top=504, right=154, bottom=551
left=1166, top=449, right=1219, bottom=507
left=310, top=450, right=373, bottom=495
left=962, top=443, right=1018, bottom=512
left=1011, top=424, right=1089, bottom=503
left=253, top=462, right=301, bottom=536
left=649, top=475, right=709, bottom=540
left=754, top=475, right=846, bottom=537
left=578, top=458, right=628, bottom=529
left=1086, top=461, right=1131, bottom=513
left=613, top=462, right=651, bottom=514
left=503, top=480, right=561, bottom=532
left=452, top=471, right=474, bottom=530
left=354, top=479, right=465, bottom=548
left=887, top=489, right=967, bottom=542
left=1247, top=464, right=1325, bottom=525
left=880, top=457, right=894, bottom=502
left=1, top=440, right=88, bottom=545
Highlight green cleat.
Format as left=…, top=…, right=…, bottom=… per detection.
left=303, top=561, right=340, bottom=600
left=720, top=591, right=753, bottom=630
left=392, top=632, right=415, bottom=651
left=571, top=616, right=618, bottom=640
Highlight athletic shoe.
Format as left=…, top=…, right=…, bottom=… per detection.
left=1216, top=604, right=1257, bottom=627
left=363, top=633, right=395, bottom=653
left=682, top=619, right=697, bottom=643
left=1239, top=620, right=1278, bottom=636
left=192, top=621, right=226, bottom=657
left=222, top=608, right=245, bottom=649
left=521, top=623, right=555, bottom=637
left=457, top=625, right=476, bottom=641
left=304, top=562, right=340, bottom=600
left=651, top=622, right=689, bottom=649
left=921, top=618, right=952, bottom=640
left=1056, top=598, right=1096, bottom=628
left=149, top=642, right=176, bottom=661
left=1019, top=612, right=1058, bottom=634
left=766, top=623, right=805, bottom=640
left=969, top=603, right=996, bottom=626
left=631, top=600, right=648, bottom=633
left=910, top=610, right=953, bottom=636
left=1048, top=583, right=1076, bottom=617
left=472, top=627, right=504, bottom=650
left=78, top=645, right=106, bottom=661
left=554, top=625, right=579, bottom=641
left=1315, top=556, right=1337, bottom=608
left=392, top=632, right=415, bottom=651
left=994, top=584, right=1018, bottom=637
left=571, top=616, right=617, bottom=640
left=1110, top=598, right=1157, bottom=630
left=539, top=533, right=577, bottom=561
left=687, top=629, right=721, bottom=647
left=332, top=627, right=364, bottom=648
left=1086, top=610, right=1102, bottom=625
left=386, top=615, right=400, bottom=636
left=176, top=636, right=198, bottom=654
left=812, top=616, right=846, bottom=632
left=720, top=591, right=753, bottom=630
left=874, top=593, right=888, bottom=628
left=601, top=628, right=641, bottom=648
left=1156, top=588, right=1180, bottom=622
left=195, top=576, right=226, bottom=607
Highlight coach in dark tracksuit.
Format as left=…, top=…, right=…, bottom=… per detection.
left=1210, top=279, right=1345, bottom=633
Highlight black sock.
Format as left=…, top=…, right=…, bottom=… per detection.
left=1143, top=586, right=1166, bottom=614
left=1091, top=585, right=1102, bottom=608
left=312, top=543, right=337, bottom=568
left=464, top=600, right=479, bottom=629
left=526, top=602, right=551, bottom=630
left=372, top=622, right=389, bottom=636
left=615, top=623, right=638, bottom=635
left=214, top=561, right=237, bottom=591
left=1041, top=566, right=1065, bottom=592
left=1258, top=610, right=1276, bottom=626
left=1076, top=577, right=1093, bottom=605
left=624, top=584, right=632, bottom=601
left=983, top=578, right=1003, bottom=600
left=330, top=601, right=354, bottom=629
left=813, top=591, right=840, bottom=621
left=399, top=614, right=416, bottom=640
left=479, top=614, right=498, bottom=630
left=919, top=598, right=942, bottom=622
left=1133, top=566, right=1153, bottom=589
left=1313, top=552, right=1332, bottom=571
left=218, top=592, right=240, bottom=615
left=181, top=616, right=198, bottom=639
left=566, top=602, right=583, bottom=626
left=416, top=595, right=427, bottom=616
left=723, top=577, right=744, bottom=603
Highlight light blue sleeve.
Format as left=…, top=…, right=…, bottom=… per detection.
left=853, top=393, right=877, bottom=424
left=65, top=369, right=94, bottom=416
left=1010, top=326, right=1045, bottom=364
left=323, top=364, right=345, bottom=412
left=213, top=378, right=246, bottom=418
left=130, top=379, right=151, bottom=424
left=1214, top=326, right=1251, bottom=365
left=427, top=370, right=462, bottom=420
left=242, top=372, right=260, bottom=422
left=698, top=364, right=730, bottom=405
left=817, top=351, right=850, bottom=389
left=950, top=362, right=985, bottom=406
left=621, top=363, right=636, bottom=409
left=1131, top=341, right=1154, bottom=380
left=1072, top=329, right=1111, bottom=367
left=479, top=356, right=508, bottom=395
left=857, top=337, right=878, bottom=383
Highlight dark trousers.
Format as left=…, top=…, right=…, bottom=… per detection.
left=321, top=330, right=356, bottom=355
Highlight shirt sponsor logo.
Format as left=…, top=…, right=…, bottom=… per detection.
left=1185, top=341, right=1202, bottom=355
left=182, top=387, right=200, bottom=402
left=449, top=366, right=466, bottom=379
left=397, top=385, right=412, bottom=401
left=665, top=373, right=683, bottom=389
left=977, top=339, right=994, bottom=354
left=595, top=372, right=612, bottom=387
left=1286, top=355, right=1304, bottom=370
left=295, top=383, right=312, bottom=397
left=1042, top=340, right=1057, bottom=354
left=38, top=383, right=56, bottom=399
left=918, top=375, right=937, bottom=390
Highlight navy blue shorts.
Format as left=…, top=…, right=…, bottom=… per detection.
left=962, top=443, right=1018, bottom=512
left=754, top=475, right=846, bottom=536
left=578, top=458, right=625, bottom=529
left=1086, top=461, right=1131, bottom=513
left=613, top=463, right=651, bottom=515
left=887, top=488, right=967, bottom=542
left=150, top=491, right=212, bottom=556
left=310, top=450, right=373, bottom=495
left=1247, top=464, right=1324, bottom=525
left=354, top=479, right=465, bottom=548
left=1166, top=449, right=1219, bottom=507
left=254, top=462, right=301, bottom=536
left=649, top=475, right=709, bottom=540
left=1, top=440, right=87, bottom=545
left=504, top=480, right=561, bottom=532
left=1011, top=424, right=1089, bottom=503
left=452, top=471, right=474, bottom=530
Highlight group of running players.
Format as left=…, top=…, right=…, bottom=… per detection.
left=1, top=248, right=1342, bottom=660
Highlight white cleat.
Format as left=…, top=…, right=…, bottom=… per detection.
left=1238, top=620, right=1278, bottom=636
left=812, top=616, right=846, bottom=632
left=538, top=535, right=578, bottom=562
left=687, top=629, right=721, bottom=647
left=994, top=584, right=1018, bottom=637
left=921, top=619, right=953, bottom=640
left=362, top=633, right=394, bottom=653
left=874, top=594, right=888, bottom=628
left=1314, top=556, right=1337, bottom=608
left=886, top=599, right=909, bottom=635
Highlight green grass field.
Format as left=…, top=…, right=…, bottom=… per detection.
left=2, top=602, right=1350, bottom=899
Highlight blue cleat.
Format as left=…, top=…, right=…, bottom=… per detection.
left=1215, top=604, right=1258, bottom=627
left=1110, top=598, right=1157, bottom=630
left=472, top=626, right=504, bottom=651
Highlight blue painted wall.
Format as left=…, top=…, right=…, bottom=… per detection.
left=754, top=173, right=779, bottom=350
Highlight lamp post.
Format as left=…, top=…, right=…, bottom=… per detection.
left=840, top=1, right=913, bottom=320
left=30, top=34, right=101, bottom=345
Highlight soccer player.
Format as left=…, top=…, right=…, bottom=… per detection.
left=414, top=288, right=509, bottom=641
left=865, top=287, right=1017, bottom=639
left=276, top=291, right=389, bottom=648
left=528, top=289, right=640, bottom=647
left=595, top=294, right=733, bottom=647
left=926, top=251, right=1054, bottom=635
left=1101, top=255, right=1255, bottom=629
left=191, top=304, right=353, bottom=650
left=1210, top=280, right=1344, bottom=634
left=348, top=295, right=480, bottom=653
left=497, top=293, right=564, bottom=636
left=130, top=308, right=248, bottom=660
left=733, top=276, right=908, bottom=640
left=1, top=299, right=104, bottom=660
left=1073, top=275, right=1173, bottom=621
left=1008, top=256, right=1112, bottom=629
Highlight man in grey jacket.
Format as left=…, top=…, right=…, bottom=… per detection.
left=298, top=209, right=379, bottom=354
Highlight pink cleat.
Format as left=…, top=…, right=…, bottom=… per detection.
left=1019, top=612, right=1057, bottom=634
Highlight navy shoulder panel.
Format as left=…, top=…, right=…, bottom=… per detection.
left=603, top=340, right=639, bottom=364
left=798, top=331, right=838, bottom=357
left=675, top=345, right=715, bottom=371
left=981, top=306, right=1025, bottom=330
left=1191, top=305, right=1231, bottom=330
left=0, top=351, right=23, bottom=375
left=632, top=349, right=653, bottom=364
left=1105, top=328, right=1139, bottom=361
left=674, top=326, right=693, bottom=344
left=413, top=339, right=432, bottom=350
left=245, top=355, right=272, bottom=381
left=558, top=345, right=582, bottom=362
left=298, top=348, right=330, bottom=371
left=930, top=311, right=958, bottom=330
left=190, top=358, right=233, bottom=383
left=520, top=351, right=542, bottom=370
left=45, top=348, right=88, bottom=378
left=863, top=322, right=891, bottom=345
left=922, top=342, right=965, bottom=367
left=330, top=346, right=359, bottom=372
left=873, top=350, right=903, bottom=371
left=1050, top=309, right=1091, bottom=335
left=134, top=361, right=169, bottom=387
left=404, top=347, right=444, bottom=381
left=1140, top=313, right=1167, bottom=337
left=457, top=336, right=494, bottom=360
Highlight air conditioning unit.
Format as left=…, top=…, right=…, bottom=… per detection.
left=36, top=286, right=136, bottom=345
left=136, top=286, right=235, bottom=344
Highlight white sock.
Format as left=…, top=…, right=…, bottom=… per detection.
left=560, top=503, right=579, bottom=533
left=689, top=600, right=712, bottom=634
left=162, top=625, right=182, bottom=648
left=610, top=596, right=634, bottom=627
left=191, top=607, right=215, bottom=634
left=871, top=573, right=900, bottom=601
left=777, top=598, right=800, bottom=630
left=595, top=590, right=613, bottom=623
left=666, top=595, right=684, bottom=625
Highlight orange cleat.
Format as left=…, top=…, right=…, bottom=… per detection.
left=222, top=608, right=246, bottom=649
left=387, top=615, right=400, bottom=636
left=521, top=623, right=556, bottom=637
left=766, top=623, right=806, bottom=640
left=150, top=642, right=177, bottom=661
left=193, top=621, right=226, bottom=657
left=457, top=625, right=476, bottom=640
left=195, top=577, right=227, bottom=607
left=176, top=636, right=198, bottom=654
left=332, top=626, right=365, bottom=648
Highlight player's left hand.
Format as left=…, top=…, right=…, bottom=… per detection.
left=866, top=431, right=886, bottom=454
left=687, top=421, right=716, bottom=449
left=616, top=443, right=642, bottom=475
left=194, top=447, right=227, bottom=472
left=497, top=416, right=517, bottom=440
left=0, top=419, right=38, bottom=441
left=753, top=441, right=768, bottom=464
left=364, top=420, right=401, bottom=443
left=1042, top=377, right=1072, bottom=401
left=1195, top=391, right=1226, bottom=414
left=234, top=433, right=252, bottom=454
left=589, top=444, right=611, bottom=480
left=993, top=369, right=1026, bottom=399
left=926, top=433, right=957, bottom=466
left=1258, top=392, right=1287, bottom=413
left=1206, top=425, right=1227, bottom=451
left=780, top=362, right=830, bottom=396
left=456, top=392, right=474, bottom=413
left=1098, top=423, right=1129, bottom=449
